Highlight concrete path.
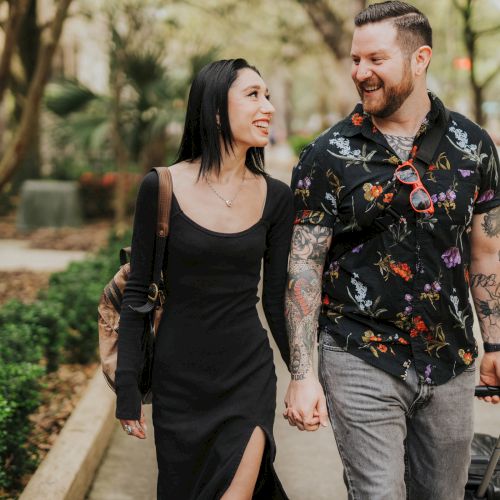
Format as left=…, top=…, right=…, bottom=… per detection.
left=85, top=148, right=499, bottom=499
left=0, top=239, right=87, bottom=272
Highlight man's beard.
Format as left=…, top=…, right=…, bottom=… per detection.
left=357, top=70, right=414, bottom=118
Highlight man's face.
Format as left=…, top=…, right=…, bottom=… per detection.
left=351, top=21, right=415, bottom=118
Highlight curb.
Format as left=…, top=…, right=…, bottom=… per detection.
left=20, top=369, right=116, bottom=500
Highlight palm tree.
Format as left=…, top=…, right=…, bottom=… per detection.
left=45, top=34, right=183, bottom=229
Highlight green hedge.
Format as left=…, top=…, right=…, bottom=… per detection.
left=288, top=133, right=316, bottom=157
left=0, top=230, right=130, bottom=494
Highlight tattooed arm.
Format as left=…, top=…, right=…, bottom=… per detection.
left=283, top=224, right=332, bottom=430
left=470, top=206, right=500, bottom=404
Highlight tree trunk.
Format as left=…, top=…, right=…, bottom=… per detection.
left=5, top=0, right=41, bottom=191
left=297, top=0, right=368, bottom=60
left=283, top=75, right=293, bottom=138
left=298, top=0, right=351, bottom=59
left=472, top=83, right=483, bottom=125
left=110, top=70, right=130, bottom=233
left=0, top=0, right=30, bottom=102
left=140, top=133, right=167, bottom=174
left=0, top=0, right=73, bottom=192
left=454, top=0, right=500, bottom=126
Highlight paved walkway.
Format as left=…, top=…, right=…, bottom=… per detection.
left=0, top=239, right=87, bottom=272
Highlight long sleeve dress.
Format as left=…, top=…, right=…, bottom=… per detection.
left=115, top=170, right=293, bottom=499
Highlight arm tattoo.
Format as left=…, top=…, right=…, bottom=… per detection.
left=470, top=273, right=497, bottom=288
left=285, top=224, right=332, bottom=380
left=470, top=272, right=500, bottom=343
left=481, top=206, right=500, bottom=238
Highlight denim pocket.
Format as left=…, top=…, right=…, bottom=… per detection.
left=319, top=328, right=347, bottom=352
left=464, top=362, right=476, bottom=373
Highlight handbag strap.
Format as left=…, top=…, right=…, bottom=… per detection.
left=130, top=166, right=173, bottom=314
left=151, top=166, right=173, bottom=287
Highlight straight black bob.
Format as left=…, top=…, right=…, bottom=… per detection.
left=176, top=58, right=267, bottom=179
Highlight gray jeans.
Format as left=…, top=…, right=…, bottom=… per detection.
left=318, top=332, right=475, bottom=500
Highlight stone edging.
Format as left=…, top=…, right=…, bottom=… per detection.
left=20, top=369, right=116, bottom=500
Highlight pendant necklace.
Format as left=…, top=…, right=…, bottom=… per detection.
left=206, top=172, right=246, bottom=208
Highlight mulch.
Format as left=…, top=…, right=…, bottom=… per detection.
left=0, top=271, right=51, bottom=305
left=28, top=363, right=99, bottom=455
left=0, top=216, right=114, bottom=306
left=0, top=216, right=112, bottom=252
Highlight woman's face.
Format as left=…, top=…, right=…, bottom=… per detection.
left=226, top=68, right=275, bottom=150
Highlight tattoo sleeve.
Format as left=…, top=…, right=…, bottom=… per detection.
left=285, top=224, right=333, bottom=380
left=471, top=207, right=500, bottom=343
left=481, top=205, right=500, bottom=239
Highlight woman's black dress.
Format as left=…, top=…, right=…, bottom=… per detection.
left=115, top=171, right=293, bottom=499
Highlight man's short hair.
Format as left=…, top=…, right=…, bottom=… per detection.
left=354, top=1, right=432, bottom=55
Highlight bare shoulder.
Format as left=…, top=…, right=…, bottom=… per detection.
left=168, top=160, right=200, bottom=188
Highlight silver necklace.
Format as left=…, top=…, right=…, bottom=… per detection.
left=206, top=174, right=245, bottom=208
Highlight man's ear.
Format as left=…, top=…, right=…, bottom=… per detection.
left=414, top=45, right=432, bottom=75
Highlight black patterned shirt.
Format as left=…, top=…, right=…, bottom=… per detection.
left=291, top=94, right=500, bottom=385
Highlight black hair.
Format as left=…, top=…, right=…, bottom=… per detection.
left=355, top=1, right=432, bottom=55
left=176, top=58, right=266, bottom=179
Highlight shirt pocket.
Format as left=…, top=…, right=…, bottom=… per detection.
left=425, top=167, right=478, bottom=226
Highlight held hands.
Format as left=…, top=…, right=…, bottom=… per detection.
left=479, top=352, right=500, bottom=404
left=283, top=373, right=329, bottom=431
left=119, top=406, right=147, bottom=439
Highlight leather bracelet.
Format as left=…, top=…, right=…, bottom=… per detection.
left=484, top=342, right=500, bottom=353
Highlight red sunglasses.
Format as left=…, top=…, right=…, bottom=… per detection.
left=395, top=161, right=434, bottom=215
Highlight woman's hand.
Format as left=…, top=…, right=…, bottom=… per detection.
left=119, top=407, right=147, bottom=439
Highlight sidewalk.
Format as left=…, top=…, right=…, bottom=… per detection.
left=0, top=239, right=87, bottom=272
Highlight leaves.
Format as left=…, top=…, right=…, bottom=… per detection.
left=45, top=80, right=97, bottom=116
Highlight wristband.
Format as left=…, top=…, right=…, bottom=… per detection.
left=483, top=342, right=500, bottom=353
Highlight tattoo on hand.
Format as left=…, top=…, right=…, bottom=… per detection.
left=286, top=225, right=332, bottom=380
left=481, top=206, right=500, bottom=238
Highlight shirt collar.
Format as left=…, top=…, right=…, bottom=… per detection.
left=338, top=91, right=446, bottom=140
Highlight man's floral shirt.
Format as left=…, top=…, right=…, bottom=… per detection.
left=291, top=94, right=500, bottom=384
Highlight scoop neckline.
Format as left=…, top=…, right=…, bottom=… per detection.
left=173, top=175, right=270, bottom=238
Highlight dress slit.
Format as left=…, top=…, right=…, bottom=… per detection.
left=220, top=424, right=285, bottom=500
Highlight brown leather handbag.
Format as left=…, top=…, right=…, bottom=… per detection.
left=97, top=166, right=173, bottom=404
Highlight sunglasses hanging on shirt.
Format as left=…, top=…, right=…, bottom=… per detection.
left=395, top=161, right=435, bottom=215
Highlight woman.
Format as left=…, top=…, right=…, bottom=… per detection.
left=115, top=58, right=293, bottom=499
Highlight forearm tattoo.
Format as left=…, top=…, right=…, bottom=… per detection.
left=285, top=225, right=332, bottom=380
left=481, top=206, right=500, bottom=238
left=471, top=271, right=500, bottom=343
left=472, top=207, right=500, bottom=342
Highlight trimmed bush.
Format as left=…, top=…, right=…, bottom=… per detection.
left=0, top=362, right=44, bottom=492
left=0, top=229, right=131, bottom=494
left=0, top=300, right=68, bottom=372
left=288, top=133, right=316, bottom=157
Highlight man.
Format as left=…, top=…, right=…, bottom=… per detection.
left=284, top=2, right=500, bottom=499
